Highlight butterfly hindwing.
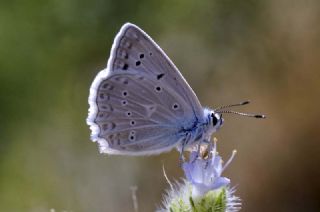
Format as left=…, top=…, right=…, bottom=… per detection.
left=93, top=72, right=192, bottom=155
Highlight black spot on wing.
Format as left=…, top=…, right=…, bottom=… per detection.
left=157, top=73, right=165, bottom=80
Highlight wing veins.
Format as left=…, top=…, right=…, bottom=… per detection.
left=104, top=92, right=175, bottom=122
left=103, top=124, right=175, bottom=135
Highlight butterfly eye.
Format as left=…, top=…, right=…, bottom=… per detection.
left=211, top=113, right=218, bottom=126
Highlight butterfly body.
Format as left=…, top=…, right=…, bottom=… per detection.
left=87, top=23, right=224, bottom=155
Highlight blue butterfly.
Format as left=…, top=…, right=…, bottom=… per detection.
left=87, top=23, right=265, bottom=156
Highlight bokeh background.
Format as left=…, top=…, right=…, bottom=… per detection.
left=1, top=0, right=320, bottom=211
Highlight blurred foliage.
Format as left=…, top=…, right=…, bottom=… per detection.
left=0, top=0, right=320, bottom=211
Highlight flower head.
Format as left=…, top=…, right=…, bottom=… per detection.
left=159, top=141, right=241, bottom=212
left=182, top=141, right=237, bottom=197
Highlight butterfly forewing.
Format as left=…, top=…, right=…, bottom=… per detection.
left=109, top=24, right=203, bottom=119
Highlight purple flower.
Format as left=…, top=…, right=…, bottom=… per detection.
left=159, top=141, right=241, bottom=212
left=182, top=142, right=237, bottom=197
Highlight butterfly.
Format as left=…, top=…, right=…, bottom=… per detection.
left=87, top=23, right=265, bottom=156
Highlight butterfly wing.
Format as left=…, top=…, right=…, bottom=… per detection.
left=108, top=23, right=204, bottom=118
left=90, top=72, right=191, bottom=155
left=87, top=23, right=204, bottom=155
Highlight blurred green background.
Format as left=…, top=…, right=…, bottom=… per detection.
left=1, top=0, right=319, bottom=211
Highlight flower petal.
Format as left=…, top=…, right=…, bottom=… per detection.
left=210, top=177, right=230, bottom=190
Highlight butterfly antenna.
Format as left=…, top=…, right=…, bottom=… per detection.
left=218, top=110, right=266, bottom=119
left=215, top=100, right=250, bottom=111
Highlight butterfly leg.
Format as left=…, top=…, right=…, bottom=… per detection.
left=203, top=139, right=213, bottom=169
left=179, top=133, right=192, bottom=166
left=191, top=139, right=212, bottom=165
left=178, top=143, right=186, bottom=166
left=191, top=139, right=202, bottom=163
left=191, top=138, right=208, bottom=162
